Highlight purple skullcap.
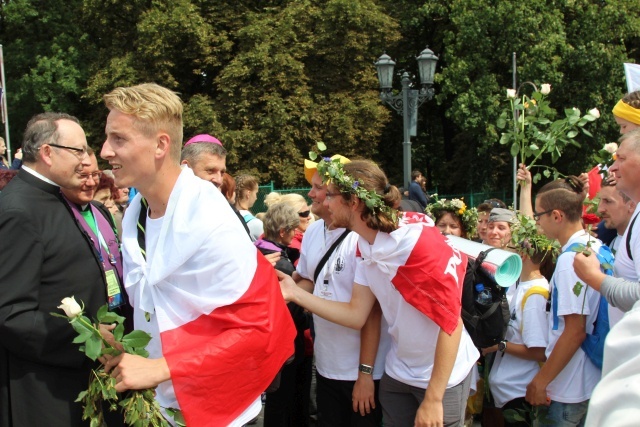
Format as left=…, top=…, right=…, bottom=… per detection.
left=184, top=134, right=222, bottom=146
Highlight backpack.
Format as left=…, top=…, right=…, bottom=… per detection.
left=461, top=249, right=511, bottom=349
left=552, top=243, right=615, bottom=370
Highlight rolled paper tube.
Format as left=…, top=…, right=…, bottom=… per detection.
left=446, top=236, right=522, bottom=287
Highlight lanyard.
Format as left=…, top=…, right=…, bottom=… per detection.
left=137, top=197, right=149, bottom=260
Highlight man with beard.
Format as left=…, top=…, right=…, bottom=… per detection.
left=288, top=154, right=391, bottom=427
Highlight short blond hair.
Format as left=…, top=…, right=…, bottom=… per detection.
left=264, top=192, right=307, bottom=212
left=104, top=83, right=183, bottom=161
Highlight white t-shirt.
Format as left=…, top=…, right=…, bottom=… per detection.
left=489, top=278, right=549, bottom=408
left=239, top=209, right=264, bottom=241
left=296, top=220, right=390, bottom=380
left=611, top=205, right=640, bottom=326
left=585, top=299, right=640, bottom=426
left=546, top=231, right=602, bottom=403
left=354, top=232, right=478, bottom=390
left=609, top=234, right=625, bottom=327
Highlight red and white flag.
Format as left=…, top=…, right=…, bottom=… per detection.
left=358, top=212, right=467, bottom=335
left=122, top=168, right=296, bottom=426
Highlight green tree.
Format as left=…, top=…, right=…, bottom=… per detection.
left=380, top=0, right=640, bottom=195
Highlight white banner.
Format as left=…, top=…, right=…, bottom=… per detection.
left=624, top=63, right=640, bottom=93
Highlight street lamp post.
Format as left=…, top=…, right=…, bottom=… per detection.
left=375, top=47, right=439, bottom=189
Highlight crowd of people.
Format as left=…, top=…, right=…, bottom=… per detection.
left=0, top=82, right=639, bottom=427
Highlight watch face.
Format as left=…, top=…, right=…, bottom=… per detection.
left=359, top=364, right=373, bottom=374
left=498, top=341, right=507, bottom=352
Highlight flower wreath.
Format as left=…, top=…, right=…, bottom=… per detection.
left=425, top=194, right=478, bottom=237
left=309, top=142, right=399, bottom=224
left=510, top=213, right=560, bottom=261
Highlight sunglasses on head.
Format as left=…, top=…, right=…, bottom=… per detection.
left=298, top=210, right=311, bottom=218
left=484, top=199, right=504, bottom=209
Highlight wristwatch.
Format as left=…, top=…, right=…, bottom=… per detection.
left=358, top=364, right=374, bottom=375
left=498, top=340, right=508, bottom=353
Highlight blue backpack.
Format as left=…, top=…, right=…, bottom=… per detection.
left=552, top=243, right=614, bottom=370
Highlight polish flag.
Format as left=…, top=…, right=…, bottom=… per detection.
left=122, top=168, right=296, bottom=426
left=359, top=212, right=468, bottom=335
left=583, top=165, right=603, bottom=225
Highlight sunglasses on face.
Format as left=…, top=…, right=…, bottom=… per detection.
left=298, top=210, right=311, bottom=218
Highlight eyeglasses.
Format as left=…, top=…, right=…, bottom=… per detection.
left=48, top=143, right=89, bottom=158
left=533, top=209, right=554, bottom=221
left=325, top=191, right=342, bottom=200
left=298, top=210, right=311, bottom=218
left=77, top=171, right=102, bottom=182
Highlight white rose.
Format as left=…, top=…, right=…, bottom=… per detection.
left=540, top=84, right=551, bottom=95
left=506, top=89, right=517, bottom=99
left=58, top=296, right=82, bottom=318
left=603, top=142, right=618, bottom=154
left=589, top=108, right=600, bottom=119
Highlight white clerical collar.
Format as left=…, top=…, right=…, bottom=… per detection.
left=21, top=165, right=59, bottom=187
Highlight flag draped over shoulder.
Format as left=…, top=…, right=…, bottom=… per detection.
left=122, top=168, right=296, bottom=426
left=359, top=212, right=467, bottom=335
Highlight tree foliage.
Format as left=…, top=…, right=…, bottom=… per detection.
left=1, top=0, right=639, bottom=189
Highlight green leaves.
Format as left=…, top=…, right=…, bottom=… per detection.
left=122, top=330, right=152, bottom=358
left=54, top=301, right=164, bottom=425
left=97, top=304, right=125, bottom=325
left=573, top=281, right=584, bottom=297
left=496, top=86, right=599, bottom=184
left=165, top=408, right=187, bottom=426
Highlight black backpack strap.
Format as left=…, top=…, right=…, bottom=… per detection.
left=627, top=212, right=638, bottom=261
left=474, top=247, right=503, bottom=320
left=474, top=248, right=495, bottom=271
left=313, top=229, right=351, bottom=283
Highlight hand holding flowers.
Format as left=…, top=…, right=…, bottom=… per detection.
left=52, top=297, right=184, bottom=427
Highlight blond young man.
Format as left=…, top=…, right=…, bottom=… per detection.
left=100, top=83, right=295, bottom=426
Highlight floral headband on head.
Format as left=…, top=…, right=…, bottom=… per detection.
left=309, top=142, right=399, bottom=224
left=425, top=194, right=478, bottom=237
left=510, top=213, right=560, bottom=261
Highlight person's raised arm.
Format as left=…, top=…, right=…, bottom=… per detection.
left=278, top=270, right=376, bottom=330
left=517, top=163, right=534, bottom=218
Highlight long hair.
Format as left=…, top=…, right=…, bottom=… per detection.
left=340, top=160, right=401, bottom=233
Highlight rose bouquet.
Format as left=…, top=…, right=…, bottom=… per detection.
left=53, top=297, right=185, bottom=427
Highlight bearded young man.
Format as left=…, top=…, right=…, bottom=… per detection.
left=280, top=156, right=478, bottom=427
left=291, top=155, right=390, bottom=427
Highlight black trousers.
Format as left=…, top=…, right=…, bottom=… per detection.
left=264, top=352, right=312, bottom=427
left=316, top=373, right=382, bottom=427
